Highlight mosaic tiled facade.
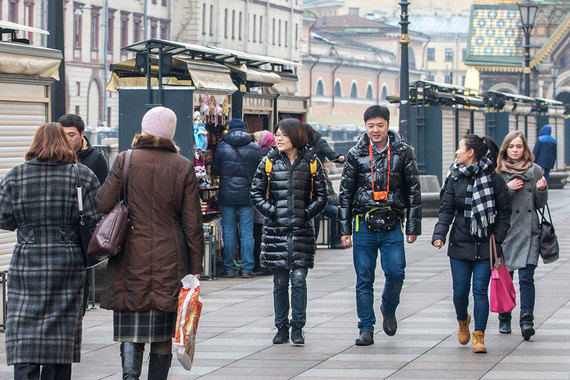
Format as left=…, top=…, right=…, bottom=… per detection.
left=469, top=6, right=524, bottom=58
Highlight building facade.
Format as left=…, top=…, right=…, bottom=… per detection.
left=171, top=0, right=303, bottom=63
left=465, top=0, right=569, bottom=104
left=300, top=14, right=428, bottom=127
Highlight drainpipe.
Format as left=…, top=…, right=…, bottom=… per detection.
left=42, top=0, right=48, bottom=46
left=308, top=56, right=320, bottom=110
left=330, top=47, right=342, bottom=115
left=103, top=0, right=108, bottom=125
left=374, top=48, right=386, bottom=105
left=143, top=0, right=148, bottom=39
left=245, top=0, right=249, bottom=51
left=265, top=2, right=269, bottom=55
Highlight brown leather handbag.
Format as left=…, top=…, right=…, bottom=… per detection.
left=87, top=149, right=133, bottom=262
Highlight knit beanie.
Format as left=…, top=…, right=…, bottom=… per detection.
left=228, top=118, right=246, bottom=130
left=141, top=106, right=177, bottom=140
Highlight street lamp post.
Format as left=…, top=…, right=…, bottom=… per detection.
left=551, top=65, right=559, bottom=100
left=399, top=0, right=411, bottom=142
left=518, top=0, right=538, bottom=97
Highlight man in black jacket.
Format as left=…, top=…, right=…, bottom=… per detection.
left=59, top=114, right=109, bottom=185
left=339, top=105, right=422, bottom=346
left=212, top=118, right=262, bottom=278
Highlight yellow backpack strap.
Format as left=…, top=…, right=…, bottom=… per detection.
left=265, top=158, right=273, bottom=199
left=310, top=159, right=317, bottom=200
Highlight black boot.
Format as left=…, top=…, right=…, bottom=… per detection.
left=272, top=323, right=289, bottom=344
left=291, top=323, right=305, bottom=345
left=148, top=353, right=172, bottom=380
left=499, top=313, right=512, bottom=334
left=120, top=342, right=145, bottom=380
left=520, top=309, right=535, bottom=340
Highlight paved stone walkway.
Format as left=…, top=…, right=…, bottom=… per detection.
left=0, top=187, right=569, bottom=379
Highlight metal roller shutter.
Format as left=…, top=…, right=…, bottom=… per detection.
left=0, top=100, right=49, bottom=269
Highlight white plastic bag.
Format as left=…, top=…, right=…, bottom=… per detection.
left=173, top=274, right=203, bottom=370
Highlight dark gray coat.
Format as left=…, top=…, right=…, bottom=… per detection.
left=0, top=160, right=101, bottom=364
left=500, top=164, right=547, bottom=270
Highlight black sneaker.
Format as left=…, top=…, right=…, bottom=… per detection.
left=355, top=331, right=374, bottom=346
left=291, top=324, right=305, bottom=345
left=220, top=270, right=235, bottom=278
left=382, top=310, right=397, bottom=336
left=273, top=324, right=289, bottom=344
left=241, top=271, right=255, bottom=278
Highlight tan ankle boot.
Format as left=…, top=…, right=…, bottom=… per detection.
left=457, top=314, right=471, bottom=345
left=472, top=330, right=487, bottom=353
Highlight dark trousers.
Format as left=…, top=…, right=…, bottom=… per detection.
left=14, top=364, right=71, bottom=380
left=253, top=223, right=263, bottom=271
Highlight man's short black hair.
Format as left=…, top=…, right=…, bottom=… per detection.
left=58, top=114, right=85, bottom=133
left=363, top=105, right=390, bottom=123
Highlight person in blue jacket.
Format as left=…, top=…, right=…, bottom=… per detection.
left=212, top=118, right=262, bottom=278
left=532, top=125, right=557, bottom=184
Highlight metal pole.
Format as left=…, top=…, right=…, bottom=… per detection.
left=48, top=0, right=66, bottom=121
left=524, top=31, right=531, bottom=97
left=399, top=0, right=411, bottom=142
left=103, top=0, right=109, bottom=126
left=144, top=0, right=148, bottom=39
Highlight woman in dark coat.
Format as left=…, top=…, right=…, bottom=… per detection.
left=432, top=134, right=511, bottom=354
left=250, top=118, right=327, bottom=345
left=0, top=123, right=101, bottom=380
left=96, top=107, right=204, bottom=380
left=496, top=131, right=547, bottom=339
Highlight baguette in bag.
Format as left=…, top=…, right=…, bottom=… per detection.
left=173, top=274, right=203, bottom=370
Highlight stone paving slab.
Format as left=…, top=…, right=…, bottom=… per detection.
left=0, top=187, right=569, bottom=379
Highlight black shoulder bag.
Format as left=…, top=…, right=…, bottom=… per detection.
left=73, top=164, right=101, bottom=268
left=536, top=203, right=559, bottom=264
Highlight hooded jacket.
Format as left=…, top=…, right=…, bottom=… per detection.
left=212, top=128, right=262, bottom=206
left=250, top=146, right=327, bottom=269
left=532, top=125, right=557, bottom=170
left=338, top=131, right=422, bottom=236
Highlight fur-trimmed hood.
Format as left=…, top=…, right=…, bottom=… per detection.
left=131, top=133, right=179, bottom=153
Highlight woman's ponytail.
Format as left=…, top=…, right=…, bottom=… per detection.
left=482, top=136, right=498, bottom=170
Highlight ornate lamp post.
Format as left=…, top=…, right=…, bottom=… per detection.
left=518, top=0, right=538, bottom=97
left=550, top=65, right=559, bottom=100
left=399, top=0, right=411, bottom=141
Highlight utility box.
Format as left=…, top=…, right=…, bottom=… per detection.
left=117, top=88, right=194, bottom=159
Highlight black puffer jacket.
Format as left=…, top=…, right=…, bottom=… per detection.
left=431, top=169, right=511, bottom=261
left=212, top=128, right=261, bottom=206
left=250, top=146, right=327, bottom=269
left=339, top=131, right=422, bottom=236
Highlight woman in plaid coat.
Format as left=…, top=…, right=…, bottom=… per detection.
left=0, top=123, right=101, bottom=380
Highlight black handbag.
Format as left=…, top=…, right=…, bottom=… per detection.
left=364, top=206, right=400, bottom=232
left=73, top=164, right=102, bottom=268
left=536, top=203, right=559, bottom=264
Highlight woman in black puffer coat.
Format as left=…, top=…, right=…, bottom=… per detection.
left=250, top=118, right=327, bottom=345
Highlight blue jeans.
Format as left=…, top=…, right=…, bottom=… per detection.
left=450, top=257, right=492, bottom=331
left=273, top=268, right=308, bottom=327
left=353, top=218, right=406, bottom=332
left=221, top=205, right=255, bottom=272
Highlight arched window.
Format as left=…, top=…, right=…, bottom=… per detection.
left=366, top=84, right=374, bottom=100
left=315, top=79, right=325, bottom=96
left=334, top=80, right=342, bottom=97
left=350, top=82, right=358, bottom=98
left=380, top=84, right=388, bottom=101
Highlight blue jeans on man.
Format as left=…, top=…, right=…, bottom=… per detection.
left=449, top=257, right=492, bottom=331
left=353, top=218, right=406, bottom=333
left=221, top=205, right=255, bottom=273
left=272, top=268, right=308, bottom=327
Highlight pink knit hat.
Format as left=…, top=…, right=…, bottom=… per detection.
left=141, top=106, right=177, bottom=140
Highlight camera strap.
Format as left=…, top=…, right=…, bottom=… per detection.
left=369, top=142, right=390, bottom=193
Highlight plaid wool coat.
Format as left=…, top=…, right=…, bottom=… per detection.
left=0, top=159, right=101, bottom=365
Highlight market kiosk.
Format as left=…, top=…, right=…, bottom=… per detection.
left=106, top=39, right=303, bottom=278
